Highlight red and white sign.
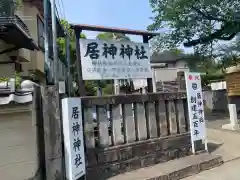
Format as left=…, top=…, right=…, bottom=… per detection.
left=185, top=72, right=206, bottom=143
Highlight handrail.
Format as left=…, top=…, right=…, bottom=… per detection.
left=0, top=15, right=31, bottom=36
left=0, top=1, right=30, bottom=36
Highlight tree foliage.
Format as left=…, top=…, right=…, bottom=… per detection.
left=58, top=20, right=86, bottom=63
left=96, top=32, right=130, bottom=41
left=57, top=27, right=133, bottom=96
left=57, top=20, right=92, bottom=95
left=216, top=35, right=240, bottom=71
left=148, top=0, right=240, bottom=50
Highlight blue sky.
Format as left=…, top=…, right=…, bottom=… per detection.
left=62, top=0, right=153, bottom=42
left=61, top=0, right=194, bottom=53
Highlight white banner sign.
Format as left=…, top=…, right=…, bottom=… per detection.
left=62, top=98, right=86, bottom=180
left=80, top=39, right=152, bottom=80
left=185, top=72, right=206, bottom=142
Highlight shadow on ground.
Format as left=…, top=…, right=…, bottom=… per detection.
left=204, top=111, right=230, bottom=130
left=205, top=112, right=229, bottom=122
left=208, top=142, right=223, bottom=154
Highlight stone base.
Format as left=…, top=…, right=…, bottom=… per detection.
left=107, top=153, right=223, bottom=180
left=86, top=134, right=191, bottom=180
left=222, top=123, right=240, bottom=131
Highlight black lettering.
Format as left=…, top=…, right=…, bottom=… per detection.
left=120, top=44, right=133, bottom=59
left=193, top=121, right=198, bottom=128
left=135, top=45, right=148, bottom=59
left=72, top=122, right=80, bottom=136
left=73, top=138, right=81, bottom=152
left=72, top=107, right=79, bottom=119
left=74, top=154, right=82, bottom=168
left=192, top=83, right=198, bottom=90
left=194, top=129, right=199, bottom=136
left=191, top=96, right=197, bottom=103
left=191, top=104, right=197, bottom=112
left=102, top=43, right=117, bottom=59
left=84, top=42, right=100, bottom=59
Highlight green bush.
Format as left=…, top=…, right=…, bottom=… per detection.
left=0, top=72, right=22, bottom=89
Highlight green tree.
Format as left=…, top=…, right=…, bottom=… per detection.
left=96, top=32, right=130, bottom=41
left=57, top=20, right=86, bottom=63
left=148, top=0, right=240, bottom=50
left=216, top=38, right=240, bottom=72
left=57, top=20, right=99, bottom=96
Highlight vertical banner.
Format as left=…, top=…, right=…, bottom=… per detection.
left=185, top=72, right=207, bottom=153
left=62, top=98, right=86, bottom=180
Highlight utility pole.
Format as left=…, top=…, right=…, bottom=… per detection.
left=51, top=0, right=59, bottom=87
left=51, top=0, right=63, bottom=179
left=66, top=32, right=71, bottom=96
left=44, top=0, right=51, bottom=84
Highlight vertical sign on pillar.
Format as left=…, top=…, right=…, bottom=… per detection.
left=62, top=98, right=86, bottom=180
left=185, top=72, right=208, bottom=154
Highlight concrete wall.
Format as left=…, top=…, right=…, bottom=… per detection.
left=154, top=67, right=189, bottom=82
left=0, top=40, right=15, bottom=77
left=203, top=90, right=228, bottom=112
left=0, top=104, right=39, bottom=180
left=176, top=60, right=188, bottom=68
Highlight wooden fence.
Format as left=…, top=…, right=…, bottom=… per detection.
left=81, top=92, right=191, bottom=179
left=82, top=92, right=188, bottom=148
left=40, top=86, right=191, bottom=179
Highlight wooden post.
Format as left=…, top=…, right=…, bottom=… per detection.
left=143, top=35, right=153, bottom=93
left=75, top=29, right=86, bottom=96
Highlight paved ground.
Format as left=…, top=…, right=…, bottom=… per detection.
left=183, top=116, right=240, bottom=179
left=184, top=158, right=240, bottom=180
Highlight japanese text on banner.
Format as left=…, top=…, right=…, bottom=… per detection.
left=62, top=98, right=86, bottom=180
left=185, top=73, right=206, bottom=141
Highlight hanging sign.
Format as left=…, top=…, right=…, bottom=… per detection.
left=79, top=39, right=152, bottom=80
left=185, top=72, right=207, bottom=153
left=62, top=98, right=86, bottom=180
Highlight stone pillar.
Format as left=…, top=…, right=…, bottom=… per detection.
left=222, top=104, right=240, bottom=130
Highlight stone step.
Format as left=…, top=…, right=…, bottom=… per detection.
left=107, top=153, right=223, bottom=180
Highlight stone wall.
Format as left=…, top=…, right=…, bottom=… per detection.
left=0, top=103, right=39, bottom=180
left=86, top=133, right=191, bottom=180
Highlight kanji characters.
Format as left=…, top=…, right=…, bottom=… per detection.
left=84, top=42, right=100, bottom=59
left=72, top=122, right=80, bottom=136
left=102, top=43, right=117, bottom=59
left=73, top=137, right=81, bottom=152
left=72, top=107, right=79, bottom=119
left=135, top=45, right=148, bottom=59
left=120, top=44, right=133, bottom=59
left=74, top=154, right=82, bottom=168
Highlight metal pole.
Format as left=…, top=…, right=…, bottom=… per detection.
left=75, top=29, right=86, bottom=96
left=44, top=0, right=51, bottom=83
left=66, top=32, right=71, bottom=96
left=51, top=0, right=58, bottom=86
left=143, top=35, right=153, bottom=93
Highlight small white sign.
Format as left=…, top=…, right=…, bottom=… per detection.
left=185, top=72, right=206, bottom=143
left=62, top=98, right=86, bottom=180
left=80, top=39, right=152, bottom=80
